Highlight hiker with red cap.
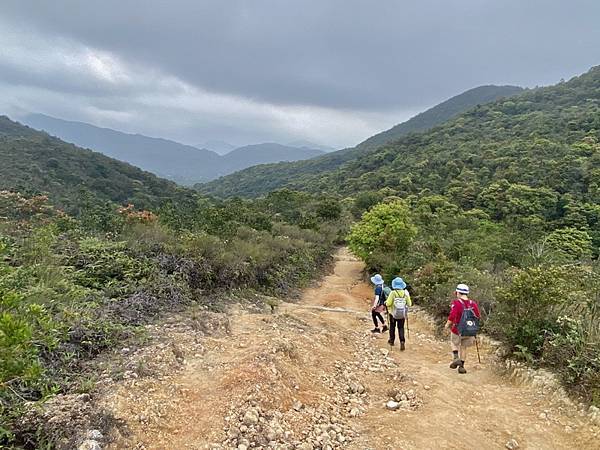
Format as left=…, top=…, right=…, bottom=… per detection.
left=444, top=283, right=481, bottom=374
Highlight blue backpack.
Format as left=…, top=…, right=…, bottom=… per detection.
left=457, top=299, right=480, bottom=337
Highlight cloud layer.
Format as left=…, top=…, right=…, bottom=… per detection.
left=1, top=0, right=599, bottom=147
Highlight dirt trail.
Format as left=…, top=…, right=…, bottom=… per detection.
left=101, top=249, right=599, bottom=450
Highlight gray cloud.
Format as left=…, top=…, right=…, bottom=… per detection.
left=0, top=0, right=599, bottom=147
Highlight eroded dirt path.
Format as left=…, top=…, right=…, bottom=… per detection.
left=102, top=249, right=599, bottom=450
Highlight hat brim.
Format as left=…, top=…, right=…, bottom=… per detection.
left=392, top=282, right=407, bottom=290
left=370, top=276, right=383, bottom=285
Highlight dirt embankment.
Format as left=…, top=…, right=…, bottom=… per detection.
left=80, top=248, right=600, bottom=449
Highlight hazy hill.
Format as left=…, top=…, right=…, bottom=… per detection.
left=22, top=114, right=326, bottom=184
left=200, top=85, right=523, bottom=197
left=222, top=143, right=324, bottom=172
left=201, top=139, right=236, bottom=155
left=0, top=116, right=192, bottom=212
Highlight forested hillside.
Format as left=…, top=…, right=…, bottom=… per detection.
left=0, top=116, right=191, bottom=212
left=199, top=84, right=523, bottom=197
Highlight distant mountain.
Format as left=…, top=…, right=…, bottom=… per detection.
left=200, top=84, right=524, bottom=197
left=201, top=139, right=236, bottom=155
left=21, top=114, right=326, bottom=185
left=0, top=116, right=192, bottom=212
left=287, top=140, right=336, bottom=153
left=23, top=114, right=222, bottom=185
left=222, top=143, right=324, bottom=172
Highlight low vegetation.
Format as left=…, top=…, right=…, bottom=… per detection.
left=0, top=189, right=347, bottom=448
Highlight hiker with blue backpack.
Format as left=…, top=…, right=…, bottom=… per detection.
left=369, top=274, right=389, bottom=333
left=444, top=283, right=481, bottom=374
left=385, top=277, right=411, bottom=350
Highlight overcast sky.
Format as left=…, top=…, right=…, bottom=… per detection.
left=1, top=1, right=599, bottom=148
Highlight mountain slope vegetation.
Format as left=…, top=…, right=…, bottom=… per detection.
left=0, top=116, right=191, bottom=212
left=22, top=114, right=325, bottom=185
left=199, top=84, right=523, bottom=197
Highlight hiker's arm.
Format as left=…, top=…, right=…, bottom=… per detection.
left=372, top=287, right=380, bottom=309
left=445, top=303, right=458, bottom=329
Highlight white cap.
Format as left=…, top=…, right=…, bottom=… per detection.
left=456, top=283, right=470, bottom=294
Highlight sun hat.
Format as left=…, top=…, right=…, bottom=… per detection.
left=456, top=283, right=470, bottom=294
left=370, top=274, right=384, bottom=285
left=392, top=277, right=407, bottom=290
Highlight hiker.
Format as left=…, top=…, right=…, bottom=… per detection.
left=385, top=277, right=411, bottom=350
left=369, top=274, right=389, bottom=333
left=444, top=283, right=481, bottom=374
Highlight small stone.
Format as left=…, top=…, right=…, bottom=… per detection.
left=237, top=445, right=248, bottom=450
left=538, top=412, right=547, bottom=420
left=86, top=430, right=103, bottom=440
left=505, top=438, right=519, bottom=449
left=77, top=393, right=91, bottom=403
left=349, top=408, right=360, bottom=417
left=423, top=385, right=431, bottom=391
left=78, top=440, right=101, bottom=450
left=386, top=400, right=400, bottom=411
left=380, top=348, right=389, bottom=356
left=242, top=410, right=259, bottom=426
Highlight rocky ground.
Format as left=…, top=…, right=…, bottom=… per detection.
left=33, top=249, right=600, bottom=449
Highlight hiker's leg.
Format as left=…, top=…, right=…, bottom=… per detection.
left=449, top=333, right=462, bottom=368
left=388, top=315, right=396, bottom=344
left=376, top=311, right=385, bottom=326
left=398, top=318, right=406, bottom=342
left=459, top=337, right=472, bottom=362
left=371, top=310, right=380, bottom=327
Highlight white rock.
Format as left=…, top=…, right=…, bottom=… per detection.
left=386, top=400, right=400, bottom=411
left=242, top=410, right=259, bottom=426
left=78, top=440, right=101, bottom=450
left=505, top=438, right=519, bottom=449
left=86, top=430, right=103, bottom=440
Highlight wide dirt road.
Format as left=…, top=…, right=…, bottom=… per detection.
left=102, top=249, right=599, bottom=449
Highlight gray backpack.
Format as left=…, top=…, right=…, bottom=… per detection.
left=391, top=290, right=408, bottom=319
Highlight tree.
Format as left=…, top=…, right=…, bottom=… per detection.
left=347, top=200, right=417, bottom=262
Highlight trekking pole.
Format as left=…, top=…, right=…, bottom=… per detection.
left=406, top=314, right=410, bottom=339
left=475, top=337, right=481, bottom=363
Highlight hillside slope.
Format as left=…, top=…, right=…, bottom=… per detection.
left=0, top=116, right=191, bottom=211
left=199, top=84, right=523, bottom=197
left=314, top=67, right=600, bottom=201
left=22, top=114, right=326, bottom=184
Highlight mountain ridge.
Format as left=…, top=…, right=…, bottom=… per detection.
left=21, top=114, right=326, bottom=185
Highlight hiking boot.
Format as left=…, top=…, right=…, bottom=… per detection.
left=449, top=358, right=461, bottom=369
left=381, top=325, right=388, bottom=332
left=458, top=365, right=467, bottom=374
left=387, top=339, right=394, bottom=346
left=400, top=342, right=406, bottom=351
left=371, top=328, right=381, bottom=333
